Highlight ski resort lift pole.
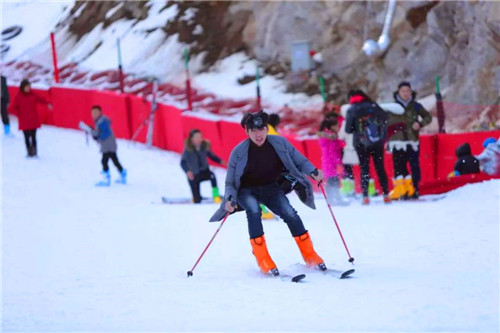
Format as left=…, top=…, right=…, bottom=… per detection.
left=319, top=75, right=327, bottom=107
left=116, top=38, right=125, bottom=93
left=256, top=66, right=261, bottom=110
left=362, top=0, right=396, bottom=57
left=435, top=76, right=446, bottom=133
left=184, top=49, right=193, bottom=111
left=50, top=32, right=60, bottom=83
left=146, top=77, right=159, bottom=148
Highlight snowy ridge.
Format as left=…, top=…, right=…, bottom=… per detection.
left=1, top=121, right=498, bottom=331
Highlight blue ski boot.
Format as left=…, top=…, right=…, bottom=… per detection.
left=115, top=169, right=127, bottom=184
left=4, top=124, right=13, bottom=137
left=96, top=171, right=111, bottom=187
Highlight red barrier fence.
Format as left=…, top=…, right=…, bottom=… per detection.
left=218, top=120, right=247, bottom=161
left=7, top=85, right=500, bottom=194
left=155, top=104, right=184, bottom=153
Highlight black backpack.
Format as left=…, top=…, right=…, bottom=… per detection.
left=358, top=106, right=383, bottom=147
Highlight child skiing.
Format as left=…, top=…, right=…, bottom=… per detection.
left=10, top=79, right=52, bottom=157
left=318, top=118, right=349, bottom=206
left=81, top=105, right=126, bottom=186
left=180, top=129, right=225, bottom=203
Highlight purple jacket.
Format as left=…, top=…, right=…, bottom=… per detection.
left=319, top=133, right=344, bottom=178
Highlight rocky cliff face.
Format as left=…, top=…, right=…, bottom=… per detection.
left=67, top=0, right=499, bottom=108
left=233, top=0, right=499, bottom=106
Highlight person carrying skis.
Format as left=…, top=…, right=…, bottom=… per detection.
left=10, top=79, right=52, bottom=157
left=82, top=105, right=126, bottom=186
left=180, top=129, right=225, bottom=204
left=344, top=89, right=390, bottom=205
left=210, top=110, right=326, bottom=276
left=387, top=81, right=432, bottom=199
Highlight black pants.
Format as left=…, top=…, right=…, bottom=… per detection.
left=1, top=102, right=9, bottom=125
left=355, top=143, right=389, bottom=196
left=23, top=129, right=37, bottom=153
left=392, top=146, right=421, bottom=190
left=102, top=152, right=123, bottom=173
left=343, top=164, right=354, bottom=180
left=189, top=169, right=217, bottom=203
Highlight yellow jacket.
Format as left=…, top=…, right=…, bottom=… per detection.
left=268, top=125, right=279, bottom=135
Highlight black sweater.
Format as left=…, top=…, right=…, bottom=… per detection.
left=240, top=139, right=285, bottom=187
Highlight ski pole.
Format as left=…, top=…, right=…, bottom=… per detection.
left=187, top=200, right=234, bottom=277
left=318, top=182, right=355, bottom=263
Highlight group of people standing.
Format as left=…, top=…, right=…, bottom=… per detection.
left=318, top=81, right=432, bottom=205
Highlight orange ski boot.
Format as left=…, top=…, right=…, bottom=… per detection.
left=294, top=231, right=327, bottom=270
left=250, top=235, right=279, bottom=276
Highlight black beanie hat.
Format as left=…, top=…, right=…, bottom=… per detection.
left=398, top=81, right=411, bottom=89
left=241, top=110, right=269, bottom=130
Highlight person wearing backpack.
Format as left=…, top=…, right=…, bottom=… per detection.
left=344, top=90, right=390, bottom=205
left=388, top=82, right=432, bottom=199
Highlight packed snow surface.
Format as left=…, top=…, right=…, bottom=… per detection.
left=1, top=121, right=499, bottom=331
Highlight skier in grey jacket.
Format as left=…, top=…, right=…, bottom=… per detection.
left=210, top=110, right=326, bottom=276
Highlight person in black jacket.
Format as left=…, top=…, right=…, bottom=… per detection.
left=180, top=129, right=225, bottom=203
left=344, top=89, right=390, bottom=205
left=453, top=143, right=480, bottom=176
left=1, top=75, right=10, bottom=135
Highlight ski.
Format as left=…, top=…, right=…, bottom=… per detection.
left=270, top=273, right=306, bottom=283
left=322, top=268, right=355, bottom=279
left=294, top=263, right=355, bottom=279
left=357, top=194, right=446, bottom=205
left=390, top=195, right=446, bottom=203
left=160, top=197, right=217, bottom=205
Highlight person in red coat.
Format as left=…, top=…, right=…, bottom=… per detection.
left=10, top=79, right=52, bottom=157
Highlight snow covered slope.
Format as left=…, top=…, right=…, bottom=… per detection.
left=1, top=1, right=321, bottom=111
left=1, top=122, right=499, bottom=331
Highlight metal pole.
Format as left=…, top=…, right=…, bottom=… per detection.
left=319, top=75, right=327, bottom=106
left=146, top=78, right=158, bottom=148
left=117, top=38, right=125, bottom=93
left=184, top=49, right=193, bottom=111
left=50, top=32, right=60, bottom=83
left=256, top=66, right=261, bottom=110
